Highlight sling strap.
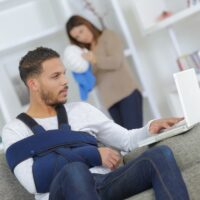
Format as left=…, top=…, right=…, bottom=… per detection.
left=16, top=104, right=70, bottom=134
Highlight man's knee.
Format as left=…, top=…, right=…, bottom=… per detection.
left=61, top=162, right=95, bottom=190
left=62, top=161, right=89, bottom=175
left=143, top=145, right=174, bottom=162
left=156, top=145, right=173, bottom=157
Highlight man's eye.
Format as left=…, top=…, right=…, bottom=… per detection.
left=52, top=75, right=59, bottom=79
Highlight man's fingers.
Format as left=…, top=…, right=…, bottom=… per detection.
left=98, top=147, right=122, bottom=170
left=162, top=122, right=171, bottom=129
left=149, top=117, right=185, bottom=134
left=105, top=160, right=115, bottom=170
left=110, top=154, right=121, bottom=164
left=107, top=156, right=121, bottom=170
left=168, top=117, right=184, bottom=124
left=110, top=149, right=121, bottom=158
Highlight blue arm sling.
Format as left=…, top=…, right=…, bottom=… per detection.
left=6, top=104, right=102, bottom=193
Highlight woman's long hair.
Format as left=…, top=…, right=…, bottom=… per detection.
left=66, top=15, right=102, bottom=50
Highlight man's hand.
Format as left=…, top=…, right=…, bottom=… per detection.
left=98, top=147, right=122, bottom=170
left=149, top=117, right=184, bottom=134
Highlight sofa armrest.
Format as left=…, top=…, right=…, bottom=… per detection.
left=0, top=151, right=34, bottom=200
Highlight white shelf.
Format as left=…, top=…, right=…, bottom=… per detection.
left=0, top=26, right=64, bottom=55
left=0, top=0, right=36, bottom=11
left=144, top=5, right=200, bottom=35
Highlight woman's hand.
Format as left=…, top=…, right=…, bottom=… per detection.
left=82, top=51, right=96, bottom=65
left=149, top=117, right=184, bottom=134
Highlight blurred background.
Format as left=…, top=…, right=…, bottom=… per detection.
left=1, top=0, right=200, bottom=145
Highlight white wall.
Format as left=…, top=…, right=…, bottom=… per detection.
left=0, top=0, right=200, bottom=131
left=0, top=0, right=74, bottom=131
left=0, top=0, right=59, bottom=51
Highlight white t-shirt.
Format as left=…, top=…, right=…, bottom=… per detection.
left=2, top=102, right=150, bottom=200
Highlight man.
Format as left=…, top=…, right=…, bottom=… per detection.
left=2, top=47, right=189, bottom=200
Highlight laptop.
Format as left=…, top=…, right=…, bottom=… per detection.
left=138, top=68, right=200, bottom=147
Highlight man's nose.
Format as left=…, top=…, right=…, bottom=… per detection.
left=61, top=74, right=68, bottom=85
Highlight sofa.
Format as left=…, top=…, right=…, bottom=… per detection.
left=0, top=124, right=200, bottom=200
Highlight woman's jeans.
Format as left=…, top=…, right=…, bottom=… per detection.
left=109, top=89, right=143, bottom=130
left=49, top=145, right=189, bottom=200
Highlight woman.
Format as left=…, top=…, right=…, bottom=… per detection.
left=66, top=15, right=143, bottom=129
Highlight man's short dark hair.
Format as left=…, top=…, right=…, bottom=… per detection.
left=19, top=47, right=60, bottom=85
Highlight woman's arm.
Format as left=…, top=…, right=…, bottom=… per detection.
left=93, top=30, right=125, bottom=71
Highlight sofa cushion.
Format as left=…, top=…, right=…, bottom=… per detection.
left=0, top=151, right=34, bottom=200
left=182, top=163, right=200, bottom=200
left=1, top=150, right=200, bottom=200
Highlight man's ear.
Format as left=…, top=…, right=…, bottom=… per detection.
left=27, top=78, right=39, bottom=91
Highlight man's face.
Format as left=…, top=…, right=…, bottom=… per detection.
left=37, top=57, right=68, bottom=106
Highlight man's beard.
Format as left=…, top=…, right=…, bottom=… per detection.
left=40, top=89, right=67, bottom=107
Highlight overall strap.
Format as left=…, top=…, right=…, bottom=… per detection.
left=55, top=104, right=71, bottom=130
left=17, top=113, right=45, bottom=135
left=17, top=104, right=70, bottom=134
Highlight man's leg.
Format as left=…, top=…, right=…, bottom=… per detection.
left=95, top=145, right=189, bottom=200
left=49, top=162, right=100, bottom=200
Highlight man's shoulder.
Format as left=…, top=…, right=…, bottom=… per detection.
left=65, top=102, right=106, bottom=119
left=3, top=118, right=25, bottom=130
left=2, top=118, right=29, bottom=138
left=65, top=101, right=96, bottom=112
left=65, top=102, right=109, bottom=123
left=1, top=118, right=31, bottom=151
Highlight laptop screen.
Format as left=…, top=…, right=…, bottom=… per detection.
left=173, top=68, right=200, bottom=127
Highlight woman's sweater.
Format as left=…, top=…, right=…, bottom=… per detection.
left=93, top=29, right=138, bottom=109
